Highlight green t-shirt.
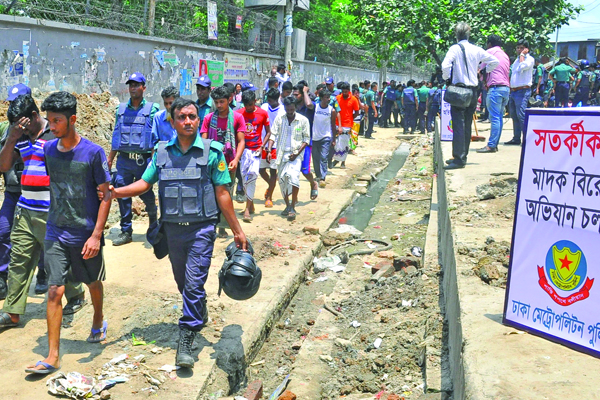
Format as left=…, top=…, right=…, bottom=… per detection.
left=550, top=64, right=576, bottom=82
left=417, top=86, right=429, bottom=102
left=364, top=90, right=375, bottom=106
left=142, top=134, right=231, bottom=187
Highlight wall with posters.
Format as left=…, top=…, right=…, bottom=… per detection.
left=504, top=108, right=600, bottom=357
left=0, top=14, right=421, bottom=104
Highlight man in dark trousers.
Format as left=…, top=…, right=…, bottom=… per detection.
left=108, top=72, right=160, bottom=246
left=111, top=97, right=248, bottom=369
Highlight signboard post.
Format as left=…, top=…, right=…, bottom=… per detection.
left=503, top=107, right=600, bottom=358
left=207, top=1, right=218, bottom=40
left=440, top=90, right=453, bottom=141
left=224, top=53, right=250, bottom=85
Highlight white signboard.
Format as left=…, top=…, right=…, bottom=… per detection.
left=504, top=107, right=600, bottom=357
left=440, top=90, right=453, bottom=141
left=207, top=1, right=218, bottom=40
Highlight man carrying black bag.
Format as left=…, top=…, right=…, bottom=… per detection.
left=441, top=22, right=499, bottom=169
left=109, top=97, right=248, bottom=369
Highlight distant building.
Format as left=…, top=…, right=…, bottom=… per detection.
left=551, top=39, right=600, bottom=63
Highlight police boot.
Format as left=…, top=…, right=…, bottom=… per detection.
left=176, top=327, right=196, bottom=368
left=0, top=273, right=7, bottom=300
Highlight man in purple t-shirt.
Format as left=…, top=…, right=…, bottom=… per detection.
left=26, top=92, right=112, bottom=375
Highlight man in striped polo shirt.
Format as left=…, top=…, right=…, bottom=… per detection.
left=0, top=94, right=84, bottom=330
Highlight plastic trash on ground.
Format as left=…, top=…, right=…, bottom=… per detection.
left=329, top=224, right=363, bottom=237
left=411, top=246, right=423, bottom=257
left=47, top=372, right=122, bottom=399
left=313, top=255, right=346, bottom=273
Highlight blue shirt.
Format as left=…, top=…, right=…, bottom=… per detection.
left=152, top=110, right=177, bottom=142
left=197, top=97, right=215, bottom=126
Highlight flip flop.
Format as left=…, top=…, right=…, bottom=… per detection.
left=310, top=188, right=318, bottom=200
left=25, top=361, right=60, bottom=375
left=287, top=210, right=297, bottom=221
left=265, top=199, right=273, bottom=208
left=87, top=320, right=107, bottom=343
left=0, top=312, right=17, bottom=329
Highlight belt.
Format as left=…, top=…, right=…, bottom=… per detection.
left=488, top=84, right=508, bottom=89
left=510, top=85, right=531, bottom=92
left=118, top=151, right=152, bottom=166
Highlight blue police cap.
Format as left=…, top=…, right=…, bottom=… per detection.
left=126, top=72, right=146, bottom=85
left=241, top=82, right=257, bottom=91
left=196, top=75, right=211, bottom=87
left=7, top=83, right=32, bottom=101
left=325, top=77, right=334, bottom=85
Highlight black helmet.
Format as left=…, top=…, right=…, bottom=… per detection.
left=218, top=241, right=261, bottom=301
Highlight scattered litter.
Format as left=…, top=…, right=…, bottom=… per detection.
left=373, top=226, right=381, bottom=229
left=314, top=276, right=329, bottom=282
left=131, top=333, right=156, bottom=346
left=250, top=359, right=265, bottom=367
left=104, top=354, right=128, bottom=368
left=273, top=241, right=283, bottom=248
left=354, top=183, right=367, bottom=187
left=367, top=243, right=377, bottom=249
left=268, top=373, right=291, bottom=400
left=350, top=320, right=361, bottom=328
left=284, top=318, right=292, bottom=326
left=330, top=224, right=363, bottom=236
left=373, top=338, right=383, bottom=348
left=401, top=300, right=413, bottom=307
left=405, top=212, right=416, bottom=218
left=47, top=372, right=125, bottom=399
left=313, top=255, right=346, bottom=273
left=411, top=246, right=423, bottom=257
left=319, top=355, right=333, bottom=363
left=276, top=366, right=288, bottom=375
left=363, top=262, right=371, bottom=269
left=504, top=330, right=527, bottom=336
left=150, top=347, right=163, bottom=354
left=142, top=372, right=162, bottom=387
left=133, top=355, right=145, bottom=362
left=158, top=365, right=180, bottom=373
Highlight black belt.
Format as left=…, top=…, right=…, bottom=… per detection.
left=118, top=151, right=151, bottom=166
left=488, top=84, right=508, bottom=89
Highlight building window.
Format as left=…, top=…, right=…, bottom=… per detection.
left=578, top=43, right=587, bottom=60
left=560, top=45, right=569, bottom=58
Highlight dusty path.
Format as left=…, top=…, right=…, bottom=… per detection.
left=0, top=125, right=406, bottom=399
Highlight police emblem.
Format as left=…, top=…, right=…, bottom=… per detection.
left=218, top=160, right=226, bottom=171
left=538, top=240, right=594, bottom=306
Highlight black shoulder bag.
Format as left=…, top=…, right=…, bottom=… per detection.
left=443, top=43, right=474, bottom=108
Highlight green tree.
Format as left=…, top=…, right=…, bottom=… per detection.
left=349, top=0, right=582, bottom=65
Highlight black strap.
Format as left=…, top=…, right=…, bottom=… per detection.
left=458, top=43, right=470, bottom=82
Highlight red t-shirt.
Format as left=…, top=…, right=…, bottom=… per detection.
left=235, top=107, right=269, bottom=151
left=200, top=112, right=246, bottom=162
left=336, top=94, right=360, bottom=128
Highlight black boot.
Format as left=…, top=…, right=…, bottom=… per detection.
left=0, top=273, right=7, bottom=300
left=112, top=231, right=132, bottom=246
left=176, top=327, right=196, bottom=368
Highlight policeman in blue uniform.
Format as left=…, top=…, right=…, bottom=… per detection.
left=402, top=80, right=418, bottom=134
left=108, top=73, right=160, bottom=246
left=110, top=97, right=248, bottom=369
left=573, top=60, right=595, bottom=107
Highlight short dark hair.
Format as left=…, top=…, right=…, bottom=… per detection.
left=339, top=82, right=351, bottom=90
left=282, top=95, right=296, bottom=107
left=407, top=79, right=416, bottom=86
left=364, top=80, right=370, bottom=85
left=292, top=85, right=299, bottom=92
left=282, top=81, right=293, bottom=91
left=297, top=79, right=308, bottom=87
left=315, top=83, right=326, bottom=92
left=319, top=88, right=332, bottom=98
left=297, top=83, right=307, bottom=93
left=277, top=63, right=286, bottom=73
left=40, top=91, right=78, bottom=119
left=487, top=34, right=503, bottom=48
left=268, top=76, right=279, bottom=87
left=371, top=82, right=378, bottom=89
left=336, top=81, right=344, bottom=89
left=211, top=86, right=230, bottom=100
left=161, top=86, right=180, bottom=99
left=8, top=94, right=40, bottom=124
left=266, top=88, right=281, bottom=101
left=223, top=82, right=235, bottom=95
left=169, top=97, right=199, bottom=120
left=241, top=89, right=256, bottom=105
left=517, top=39, right=530, bottom=49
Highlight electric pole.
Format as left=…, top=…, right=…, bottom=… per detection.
left=284, top=0, right=293, bottom=70
left=148, top=0, right=156, bottom=36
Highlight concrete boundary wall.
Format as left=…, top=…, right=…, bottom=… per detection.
left=0, top=14, right=410, bottom=103
left=434, top=125, right=466, bottom=399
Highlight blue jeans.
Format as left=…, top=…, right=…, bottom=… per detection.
left=365, top=108, right=375, bottom=137
left=114, top=156, right=157, bottom=234
left=486, top=86, right=510, bottom=148
left=312, top=138, right=331, bottom=181
left=427, top=104, right=440, bottom=132
left=508, top=87, right=531, bottom=142
left=164, top=221, right=216, bottom=331
left=417, top=102, right=427, bottom=133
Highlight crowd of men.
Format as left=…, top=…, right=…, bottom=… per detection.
left=0, top=64, right=432, bottom=373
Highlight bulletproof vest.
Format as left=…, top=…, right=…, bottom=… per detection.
left=404, top=87, right=416, bottom=104
left=432, top=89, right=442, bottom=105
left=156, top=139, right=219, bottom=223
left=385, top=89, right=397, bottom=101
left=579, top=70, right=592, bottom=89
left=111, top=102, right=155, bottom=152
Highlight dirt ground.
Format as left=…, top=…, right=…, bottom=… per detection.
left=0, top=119, right=408, bottom=399
left=242, top=136, right=440, bottom=400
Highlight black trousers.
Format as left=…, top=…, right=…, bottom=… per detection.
left=450, top=88, right=478, bottom=165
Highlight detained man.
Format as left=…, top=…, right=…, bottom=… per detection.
left=152, top=86, right=179, bottom=142
left=269, top=96, right=310, bottom=221
left=260, top=88, right=284, bottom=207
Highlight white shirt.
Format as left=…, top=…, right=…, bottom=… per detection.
left=509, top=54, right=535, bottom=88
left=276, top=72, right=290, bottom=90
left=442, top=40, right=499, bottom=87
left=261, top=103, right=285, bottom=149
left=313, top=103, right=333, bottom=141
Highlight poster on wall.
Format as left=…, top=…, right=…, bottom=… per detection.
left=179, top=69, right=193, bottom=96
left=207, top=60, right=225, bottom=86
left=440, top=90, right=453, bottom=141
left=207, top=1, right=218, bottom=40
left=224, top=53, right=250, bottom=84
left=236, top=15, right=242, bottom=30
left=503, top=107, right=600, bottom=358
left=199, top=59, right=208, bottom=77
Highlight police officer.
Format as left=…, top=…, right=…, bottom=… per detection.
left=402, top=80, right=418, bottom=134
left=110, top=97, right=248, bottom=369
left=573, top=60, right=595, bottom=107
left=196, top=75, right=215, bottom=123
left=108, top=73, right=160, bottom=246
left=549, top=58, right=576, bottom=108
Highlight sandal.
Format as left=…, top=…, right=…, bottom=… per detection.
left=310, top=188, right=318, bottom=200
left=87, top=320, right=107, bottom=343
left=63, top=296, right=87, bottom=316
left=265, top=199, right=273, bottom=208
left=242, top=214, right=253, bottom=223
left=281, top=206, right=291, bottom=216
left=287, top=210, right=297, bottom=221
left=25, top=361, right=60, bottom=375
left=0, top=311, right=17, bottom=329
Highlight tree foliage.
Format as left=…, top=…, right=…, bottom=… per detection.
left=349, top=0, right=583, bottom=66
